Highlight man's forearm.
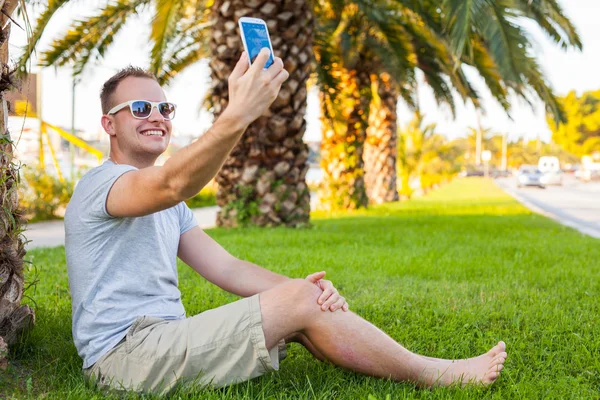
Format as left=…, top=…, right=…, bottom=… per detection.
left=163, top=110, right=247, bottom=200
left=219, top=259, right=290, bottom=298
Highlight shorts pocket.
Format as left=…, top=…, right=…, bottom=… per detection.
left=125, top=316, right=147, bottom=354
left=125, top=316, right=167, bottom=356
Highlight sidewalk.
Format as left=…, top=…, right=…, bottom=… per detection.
left=23, top=206, right=220, bottom=250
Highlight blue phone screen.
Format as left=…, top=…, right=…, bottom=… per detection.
left=241, top=22, right=274, bottom=68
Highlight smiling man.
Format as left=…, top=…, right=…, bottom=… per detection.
left=65, top=49, right=506, bottom=395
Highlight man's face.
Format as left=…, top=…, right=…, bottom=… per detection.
left=105, top=77, right=172, bottom=159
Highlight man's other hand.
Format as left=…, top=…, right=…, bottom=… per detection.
left=305, top=271, right=349, bottom=312
left=224, top=49, right=289, bottom=129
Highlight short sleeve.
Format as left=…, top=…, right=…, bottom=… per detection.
left=178, top=202, right=198, bottom=235
left=76, top=164, right=138, bottom=220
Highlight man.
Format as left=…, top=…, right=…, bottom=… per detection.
left=65, top=48, right=507, bottom=394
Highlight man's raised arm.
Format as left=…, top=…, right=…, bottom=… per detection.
left=107, top=49, right=288, bottom=217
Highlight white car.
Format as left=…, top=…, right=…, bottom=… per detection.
left=541, top=171, right=563, bottom=186
left=517, top=165, right=545, bottom=188
left=538, top=156, right=562, bottom=186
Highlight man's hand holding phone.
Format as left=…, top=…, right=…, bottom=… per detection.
left=222, top=49, right=289, bottom=130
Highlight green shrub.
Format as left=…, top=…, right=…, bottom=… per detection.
left=185, top=186, right=217, bottom=209
left=18, top=167, right=74, bottom=222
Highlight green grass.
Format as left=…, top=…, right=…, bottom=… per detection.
left=3, top=178, right=599, bottom=399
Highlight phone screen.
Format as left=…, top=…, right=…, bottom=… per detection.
left=241, top=22, right=274, bottom=68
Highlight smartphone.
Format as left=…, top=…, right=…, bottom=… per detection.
left=238, top=17, right=275, bottom=69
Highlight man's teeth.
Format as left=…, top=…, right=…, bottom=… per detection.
left=142, top=130, right=163, bottom=136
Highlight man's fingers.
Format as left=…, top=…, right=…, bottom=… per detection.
left=229, top=52, right=248, bottom=82
left=305, top=271, right=326, bottom=283
left=321, top=292, right=339, bottom=311
left=342, top=303, right=349, bottom=312
left=271, top=67, right=289, bottom=87
left=329, top=297, right=346, bottom=312
left=318, top=287, right=334, bottom=305
left=250, top=47, right=271, bottom=73
left=264, top=57, right=284, bottom=80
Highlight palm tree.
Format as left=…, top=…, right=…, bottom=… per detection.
left=0, top=0, right=35, bottom=368
left=317, top=49, right=372, bottom=211
left=314, top=0, right=480, bottom=210
left=365, top=0, right=583, bottom=206
left=397, top=111, right=438, bottom=199
left=398, top=111, right=466, bottom=197
left=365, top=0, right=581, bottom=206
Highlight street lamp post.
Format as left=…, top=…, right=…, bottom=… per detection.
left=501, top=132, right=507, bottom=171
left=482, top=150, right=492, bottom=178
left=71, top=76, right=76, bottom=181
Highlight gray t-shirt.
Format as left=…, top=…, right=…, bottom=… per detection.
left=65, top=160, right=198, bottom=369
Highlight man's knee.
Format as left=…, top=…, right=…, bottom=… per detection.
left=287, top=279, right=322, bottom=308
left=263, top=279, right=322, bottom=317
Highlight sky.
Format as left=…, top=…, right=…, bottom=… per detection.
left=8, top=0, right=600, bottom=144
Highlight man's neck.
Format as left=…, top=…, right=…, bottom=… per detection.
left=108, top=152, right=157, bottom=169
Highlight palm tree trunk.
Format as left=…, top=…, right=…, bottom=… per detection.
left=318, top=54, right=371, bottom=211
left=364, top=72, right=399, bottom=204
left=0, top=1, right=35, bottom=369
left=209, top=0, right=314, bottom=227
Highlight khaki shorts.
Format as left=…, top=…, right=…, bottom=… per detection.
left=83, top=294, right=286, bottom=394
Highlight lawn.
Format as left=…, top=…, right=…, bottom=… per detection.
left=2, top=178, right=599, bottom=399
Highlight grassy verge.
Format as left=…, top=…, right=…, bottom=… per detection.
left=4, top=178, right=599, bottom=399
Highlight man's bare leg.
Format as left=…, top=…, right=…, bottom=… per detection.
left=292, top=333, right=484, bottom=367
left=261, top=280, right=507, bottom=387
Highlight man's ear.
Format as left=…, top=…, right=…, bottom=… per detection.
left=101, top=115, right=116, bottom=136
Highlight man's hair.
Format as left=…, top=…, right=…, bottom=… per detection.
left=100, top=66, right=158, bottom=114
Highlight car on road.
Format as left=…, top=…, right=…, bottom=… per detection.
left=541, top=170, right=563, bottom=186
left=517, top=165, right=545, bottom=188
left=493, top=170, right=512, bottom=178
left=582, top=168, right=600, bottom=182
left=459, top=169, right=484, bottom=177
left=538, top=156, right=562, bottom=186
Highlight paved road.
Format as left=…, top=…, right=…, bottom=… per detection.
left=23, top=206, right=220, bottom=250
left=495, top=175, right=600, bottom=239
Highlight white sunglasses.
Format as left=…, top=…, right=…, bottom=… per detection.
left=107, top=100, right=177, bottom=120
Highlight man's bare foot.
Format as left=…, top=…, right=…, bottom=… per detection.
left=423, top=341, right=507, bottom=387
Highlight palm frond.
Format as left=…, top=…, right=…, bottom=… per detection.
left=40, top=0, right=151, bottom=76
left=419, top=64, right=456, bottom=117
left=364, top=34, right=415, bottom=93
left=469, top=38, right=510, bottom=112
left=444, top=0, right=475, bottom=59
left=314, top=10, right=344, bottom=124
left=17, top=0, right=72, bottom=74
left=353, top=0, right=416, bottom=72
left=515, top=0, right=582, bottom=50
left=449, top=65, right=481, bottom=110
left=156, top=20, right=212, bottom=85
left=476, top=1, right=529, bottom=85
left=149, top=0, right=186, bottom=77
left=521, top=55, right=565, bottom=123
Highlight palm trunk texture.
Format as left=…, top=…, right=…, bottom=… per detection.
left=209, top=0, right=314, bottom=227
left=0, top=0, right=35, bottom=370
left=318, top=54, right=371, bottom=211
left=364, top=72, right=399, bottom=204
